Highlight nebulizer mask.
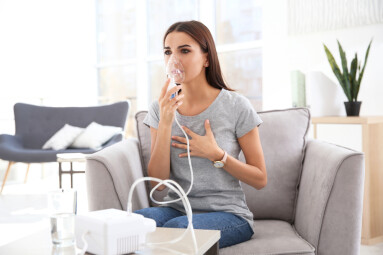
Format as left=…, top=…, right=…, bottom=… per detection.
left=166, top=54, right=185, bottom=99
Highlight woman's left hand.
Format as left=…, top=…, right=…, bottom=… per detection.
left=171, top=119, right=224, bottom=161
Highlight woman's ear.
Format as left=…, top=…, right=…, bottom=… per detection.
left=204, top=54, right=209, bottom=67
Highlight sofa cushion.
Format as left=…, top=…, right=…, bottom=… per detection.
left=240, top=108, right=310, bottom=223
left=71, top=122, right=122, bottom=149
left=42, top=124, right=84, bottom=150
left=135, top=108, right=310, bottom=219
left=220, top=220, right=315, bottom=255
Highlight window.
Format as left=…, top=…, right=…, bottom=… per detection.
left=95, top=0, right=263, bottom=136
left=216, top=0, right=263, bottom=111
left=96, top=0, right=137, bottom=136
left=146, top=0, right=198, bottom=103
left=219, top=48, right=263, bottom=110
left=147, top=0, right=198, bottom=56
left=216, top=0, right=262, bottom=44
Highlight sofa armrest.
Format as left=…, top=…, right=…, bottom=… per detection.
left=0, top=134, right=23, bottom=148
left=0, top=135, right=23, bottom=161
left=294, top=139, right=364, bottom=255
left=86, top=138, right=150, bottom=212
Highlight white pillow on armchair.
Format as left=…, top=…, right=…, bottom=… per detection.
left=71, top=122, right=123, bottom=149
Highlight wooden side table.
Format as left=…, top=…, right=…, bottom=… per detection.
left=312, top=116, right=383, bottom=245
left=134, top=227, right=220, bottom=255
left=0, top=223, right=220, bottom=255
left=57, top=153, right=86, bottom=189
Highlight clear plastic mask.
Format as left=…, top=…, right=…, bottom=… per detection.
left=166, top=54, right=185, bottom=84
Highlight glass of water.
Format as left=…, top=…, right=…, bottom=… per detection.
left=48, top=189, right=77, bottom=247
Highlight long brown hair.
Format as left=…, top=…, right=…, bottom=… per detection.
left=163, top=20, right=234, bottom=91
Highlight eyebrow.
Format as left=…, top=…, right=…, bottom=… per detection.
left=164, top=44, right=192, bottom=49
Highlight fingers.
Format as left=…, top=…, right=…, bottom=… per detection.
left=165, top=84, right=182, bottom=100
left=170, top=94, right=184, bottom=111
left=171, top=141, right=193, bottom=158
left=181, top=126, right=196, bottom=137
left=204, top=119, right=213, bottom=136
left=160, top=87, right=184, bottom=114
left=159, top=78, right=171, bottom=99
left=172, top=136, right=188, bottom=143
left=171, top=141, right=189, bottom=150
left=178, top=152, right=194, bottom=158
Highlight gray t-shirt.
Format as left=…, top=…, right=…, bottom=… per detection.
left=143, top=88, right=263, bottom=227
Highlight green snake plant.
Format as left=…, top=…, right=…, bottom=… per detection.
left=323, top=40, right=372, bottom=102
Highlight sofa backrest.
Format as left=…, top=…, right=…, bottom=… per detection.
left=135, top=108, right=310, bottom=222
left=241, top=108, right=310, bottom=223
left=14, top=101, right=130, bottom=149
left=136, top=111, right=152, bottom=177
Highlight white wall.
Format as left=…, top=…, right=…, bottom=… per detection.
left=0, top=0, right=98, bottom=134
left=288, top=24, right=383, bottom=116
left=262, top=0, right=290, bottom=111
left=262, top=0, right=383, bottom=116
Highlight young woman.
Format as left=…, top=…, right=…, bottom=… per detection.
left=137, top=20, right=267, bottom=248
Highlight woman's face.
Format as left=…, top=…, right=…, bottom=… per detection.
left=164, top=32, right=208, bottom=84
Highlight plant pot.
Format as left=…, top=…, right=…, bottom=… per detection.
left=344, top=101, right=362, bottom=116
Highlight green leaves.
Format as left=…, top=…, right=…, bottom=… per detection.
left=349, top=54, right=358, bottom=100
left=337, top=40, right=352, bottom=101
left=323, top=39, right=372, bottom=102
left=323, top=43, right=351, bottom=101
left=356, top=39, right=372, bottom=100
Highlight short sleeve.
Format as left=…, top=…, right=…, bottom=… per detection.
left=235, top=96, right=263, bottom=138
left=143, top=101, right=160, bottom=129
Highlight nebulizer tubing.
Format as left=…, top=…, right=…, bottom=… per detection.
left=149, top=115, right=194, bottom=204
left=126, top=177, right=197, bottom=251
left=126, top=54, right=198, bottom=254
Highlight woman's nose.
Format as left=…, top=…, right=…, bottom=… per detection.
left=169, top=53, right=180, bottom=61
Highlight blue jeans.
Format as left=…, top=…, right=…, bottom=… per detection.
left=134, top=206, right=254, bottom=248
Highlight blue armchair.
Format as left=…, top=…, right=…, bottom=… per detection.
left=0, top=101, right=129, bottom=193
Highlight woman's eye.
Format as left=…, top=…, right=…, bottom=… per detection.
left=181, top=49, right=190, bottom=54
left=164, top=50, right=171, bottom=55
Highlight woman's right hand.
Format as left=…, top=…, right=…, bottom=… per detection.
left=158, top=78, right=184, bottom=126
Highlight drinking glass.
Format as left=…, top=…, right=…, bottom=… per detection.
left=48, top=189, right=77, bottom=247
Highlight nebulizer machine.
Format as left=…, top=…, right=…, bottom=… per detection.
left=75, top=54, right=197, bottom=255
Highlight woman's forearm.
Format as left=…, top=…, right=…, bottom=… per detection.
left=147, top=121, right=172, bottom=190
left=216, top=151, right=267, bottom=190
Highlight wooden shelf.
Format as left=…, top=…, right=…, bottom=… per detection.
left=312, top=116, right=383, bottom=124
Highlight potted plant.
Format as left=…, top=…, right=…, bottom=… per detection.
left=323, top=40, right=372, bottom=116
